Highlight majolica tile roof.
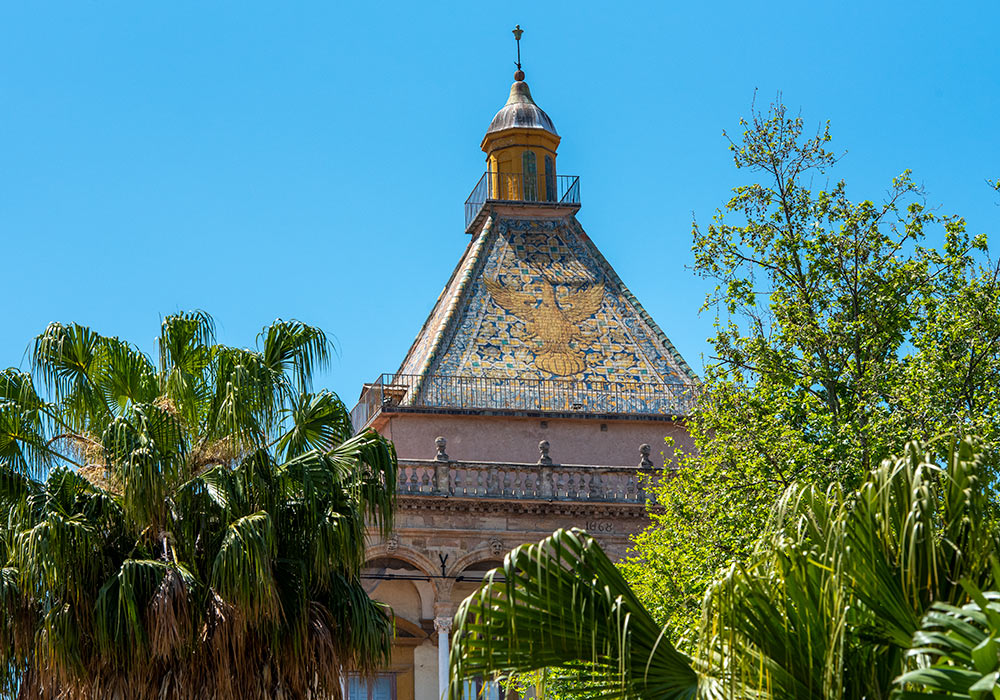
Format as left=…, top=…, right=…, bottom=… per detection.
left=395, top=214, right=697, bottom=392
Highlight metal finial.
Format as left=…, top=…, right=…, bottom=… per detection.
left=512, top=25, right=524, bottom=80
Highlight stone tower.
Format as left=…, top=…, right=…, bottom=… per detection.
left=348, top=61, right=697, bottom=700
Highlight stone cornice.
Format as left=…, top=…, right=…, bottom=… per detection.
left=396, top=493, right=650, bottom=518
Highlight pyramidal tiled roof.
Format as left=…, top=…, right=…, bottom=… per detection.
left=395, top=214, right=697, bottom=399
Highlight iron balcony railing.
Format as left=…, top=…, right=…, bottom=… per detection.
left=350, top=372, right=698, bottom=432
left=464, top=171, right=581, bottom=230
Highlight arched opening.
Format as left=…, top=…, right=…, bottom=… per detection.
left=362, top=556, right=433, bottom=624
left=358, top=556, right=436, bottom=700
left=451, top=558, right=506, bottom=609
left=521, top=151, right=537, bottom=201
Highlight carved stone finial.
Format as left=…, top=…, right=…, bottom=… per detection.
left=435, top=436, right=449, bottom=462
left=639, top=443, right=653, bottom=468
left=489, top=537, right=504, bottom=557
left=538, top=439, right=552, bottom=466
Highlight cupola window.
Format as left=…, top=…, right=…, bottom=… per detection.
left=522, top=150, right=537, bottom=201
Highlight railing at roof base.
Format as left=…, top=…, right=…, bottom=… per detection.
left=351, top=372, right=697, bottom=433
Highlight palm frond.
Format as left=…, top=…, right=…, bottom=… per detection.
left=276, top=390, right=353, bottom=460
left=205, top=346, right=275, bottom=452
left=94, top=558, right=170, bottom=655
left=450, top=528, right=698, bottom=700
left=92, top=338, right=158, bottom=415
left=158, top=311, right=215, bottom=429
left=32, top=322, right=111, bottom=432
left=893, top=583, right=1000, bottom=698
left=211, top=511, right=279, bottom=620
left=0, top=403, right=51, bottom=478
left=0, top=368, right=44, bottom=415
left=258, top=319, right=332, bottom=395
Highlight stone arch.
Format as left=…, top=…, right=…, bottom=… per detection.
left=449, top=548, right=507, bottom=578
left=440, top=548, right=508, bottom=605
left=365, top=544, right=441, bottom=617
left=364, top=543, right=437, bottom=578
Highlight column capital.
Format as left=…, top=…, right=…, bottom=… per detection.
left=433, top=615, right=453, bottom=634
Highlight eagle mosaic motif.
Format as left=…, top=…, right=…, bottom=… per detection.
left=403, top=219, right=691, bottom=390
left=483, top=276, right=604, bottom=376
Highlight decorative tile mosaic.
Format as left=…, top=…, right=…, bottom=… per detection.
left=393, top=215, right=696, bottom=414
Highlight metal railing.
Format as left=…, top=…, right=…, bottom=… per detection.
left=464, top=172, right=581, bottom=229
left=395, top=459, right=655, bottom=504
left=350, top=372, right=698, bottom=432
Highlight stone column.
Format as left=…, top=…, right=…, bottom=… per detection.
left=434, top=615, right=453, bottom=699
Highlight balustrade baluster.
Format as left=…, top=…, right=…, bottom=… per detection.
left=392, top=462, right=659, bottom=505
left=590, top=470, right=603, bottom=500
left=607, top=471, right=622, bottom=500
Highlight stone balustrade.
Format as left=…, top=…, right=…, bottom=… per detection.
left=395, top=458, right=655, bottom=504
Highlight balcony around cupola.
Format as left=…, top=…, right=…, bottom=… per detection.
left=464, top=70, right=581, bottom=231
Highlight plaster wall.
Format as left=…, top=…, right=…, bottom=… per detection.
left=380, top=412, right=691, bottom=467
left=387, top=646, right=415, bottom=700
left=368, top=579, right=422, bottom=625
left=412, top=643, right=438, bottom=700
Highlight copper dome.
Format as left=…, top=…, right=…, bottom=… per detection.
left=486, top=80, right=558, bottom=136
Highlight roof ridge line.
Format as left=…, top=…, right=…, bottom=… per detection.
left=411, top=216, right=497, bottom=380
left=567, top=218, right=700, bottom=383
left=392, top=221, right=490, bottom=378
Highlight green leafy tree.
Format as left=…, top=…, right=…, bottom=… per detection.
left=0, top=312, right=397, bottom=699
left=622, top=99, right=1000, bottom=638
left=450, top=438, right=1000, bottom=699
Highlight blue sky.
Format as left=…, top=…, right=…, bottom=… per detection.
left=2, top=1, right=998, bottom=407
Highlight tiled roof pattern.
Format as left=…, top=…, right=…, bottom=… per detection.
left=396, top=214, right=697, bottom=390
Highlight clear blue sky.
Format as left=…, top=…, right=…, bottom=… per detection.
left=2, top=1, right=998, bottom=407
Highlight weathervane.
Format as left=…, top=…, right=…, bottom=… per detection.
left=512, top=24, right=524, bottom=80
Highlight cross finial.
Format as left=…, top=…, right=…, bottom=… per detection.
left=512, top=25, right=524, bottom=80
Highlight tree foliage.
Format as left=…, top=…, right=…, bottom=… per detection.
left=450, top=438, right=1000, bottom=699
left=622, top=98, right=1000, bottom=637
left=0, top=312, right=397, bottom=699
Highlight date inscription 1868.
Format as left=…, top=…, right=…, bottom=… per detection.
left=586, top=520, right=614, bottom=533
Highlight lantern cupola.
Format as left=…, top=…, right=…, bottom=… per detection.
left=463, top=26, right=581, bottom=233
left=480, top=73, right=561, bottom=205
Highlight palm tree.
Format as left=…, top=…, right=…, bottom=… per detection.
left=449, top=439, right=999, bottom=699
left=0, top=312, right=397, bottom=699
